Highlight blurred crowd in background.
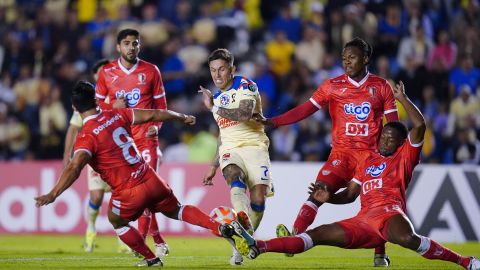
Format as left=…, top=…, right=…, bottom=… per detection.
left=0, top=0, right=479, bottom=164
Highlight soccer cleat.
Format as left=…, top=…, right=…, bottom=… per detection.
left=468, top=257, right=480, bottom=270
left=247, top=244, right=261, bottom=260
left=83, top=231, right=96, bottom=252
left=219, top=221, right=255, bottom=256
left=229, top=247, right=243, bottom=266
left=276, top=224, right=294, bottom=257
left=155, top=243, right=169, bottom=259
left=237, top=211, right=254, bottom=235
left=373, top=254, right=391, bottom=267
left=135, top=257, right=163, bottom=267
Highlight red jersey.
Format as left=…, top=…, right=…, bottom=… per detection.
left=310, top=73, right=397, bottom=150
left=95, top=59, right=166, bottom=142
left=73, top=108, right=149, bottom=193
left=352, top=135, right=423, bottom=211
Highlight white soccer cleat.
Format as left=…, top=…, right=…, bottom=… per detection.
left=155, top=243, right=169, bottom=259
left=230, top=247, right=243, bottom=266
left=374, top=254, right=390, bottom=267
left=135, top=257, right=163, bottom=267
left=468, top=257, right=480, bottom=270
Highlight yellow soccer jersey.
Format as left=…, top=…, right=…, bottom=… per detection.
left=69, top=111, right=83, bottom=128
left=213, top=76, right=269, bottom=152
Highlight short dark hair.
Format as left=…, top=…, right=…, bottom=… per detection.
left=384, top=121, right=408, bottom=140
left=208, top=48, right=234, bottom=66
left=71, top=81, right=96, bottom=113
left=117, top=28, right=139, bottom=44
left=91, top=59, right=110, bottom=74
left=344, top=37, right=373, bottom=63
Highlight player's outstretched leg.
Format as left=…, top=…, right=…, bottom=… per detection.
left=138, top=210, right=151, bottom=240
left=149, top=214, right=169, bottom=258
left=386, top=214, right=473, bottom=269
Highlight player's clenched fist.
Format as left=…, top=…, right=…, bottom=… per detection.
left=183, top=114, right=196, bottom=125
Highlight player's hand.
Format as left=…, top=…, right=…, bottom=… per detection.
left=34, top=193, right=56, bottom=207
left=202, top=166, right=217, bottom=186
left=308, top=182, right=330, bottom=203
left=252, top=113, right=274, bottom=126
left=112, top=97, right=128, bottom=108
left=198, top=85, right=213, bottom=110
left=392, top=81, right=407, bottom=100
left=146, top=126, right=158, bottom=138
left=183, top=114, right=196, bottom=125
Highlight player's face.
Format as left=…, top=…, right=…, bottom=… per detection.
left=117, top=35, right=140, bottom=64
left=209, top=59, right=235, bottom=91
left=378, top=126, right=404, bottom=156
left=342, top=46, right=368, bottom=79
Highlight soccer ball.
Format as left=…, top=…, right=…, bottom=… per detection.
left=209, top=206, right=237, bottom=224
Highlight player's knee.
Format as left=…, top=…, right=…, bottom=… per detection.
left=222, top=164, right=244, bottom=183
left=394, top=233, right=419, bottom=249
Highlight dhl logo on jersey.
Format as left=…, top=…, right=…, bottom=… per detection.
left=362, top=178, right=382, bottom=194
left=115, top=88, right=141, bottom=107
left=344, top=102, right=371, bottom=121
left=365, top=162, right=386, bottom=177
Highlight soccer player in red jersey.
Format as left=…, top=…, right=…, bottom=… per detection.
left=256, top=37, right=398, bottom=265
left=35, top=81, right=246, bottom=267
left=240, top=82, right=480, bottom=270
left=95, top=29, right=168, bottom=257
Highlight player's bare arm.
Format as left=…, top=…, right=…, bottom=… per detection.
left=203, top=136, right=221, bottom=186
left=216, top=99, right=255, bottom=122
left=35, top=151, right=91, bottom=207
left=310, top=181, right=360, bottom=204
left=392, top=81, right=426, bottom=144
left=62, top=124, right=81, bottom=167
left=132, top=109, right=196, bottom=125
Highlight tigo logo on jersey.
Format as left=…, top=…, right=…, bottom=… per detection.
left=220, top=94, right=230, bottom=106
left=344, top=102, right=371, bottom=121
left=345, top=122, right=369, bottom=136
left=365, top=162, right=386, bottom=177
left=115, top=88, right=141, bottom=107
left=362, top=178, right=382, bottom=194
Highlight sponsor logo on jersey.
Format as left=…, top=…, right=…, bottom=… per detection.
left=344, top=102, right=371, bottom=121
left=220, top=94, right=230, bottom=106
left=115, top=88, right=141, bottom=107
left=365, top=162, right=386, bottom=177
left=217, top=117, right=239, bottom=129
left=111, top=75, right=119, bottom=83
left=138, top=73, right=146, bottom=85
left=345, top=122, right=369, bottom=136
left=362, top=178, right=382, bottom=194
left=322, top=170, right=330, bottom=175
left=93, top=114, right=121, bottom=135
left=222, top=153, right=230, bottom=161
left=332, top=159, right=341, bottom=166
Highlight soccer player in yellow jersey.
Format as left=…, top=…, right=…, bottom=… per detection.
left=199, top=48, right=274, bottom=266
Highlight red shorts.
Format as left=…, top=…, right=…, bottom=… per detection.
left=136, top=139, right=161, bottom=172
left=109, top=167, right=179, bottom=221
left=336, top=205, right=405, bottom=249
left=316, top=148, right=371, bottom=192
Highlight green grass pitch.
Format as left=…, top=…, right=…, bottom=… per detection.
left=0, top=235, right=478, bottom=269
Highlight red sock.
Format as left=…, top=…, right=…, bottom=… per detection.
left=116, top=226, right=156, bottom=259
left=180, top=205, right=221, bottom=235
left=421, top=238, right=470, bottom=268
left=149, top=214, right=165, bottom=245
left=375, top=243, right=386, bottom=255
left=138, top=211, right=151, bottom=240
left=259, top=236, right=306, bottom=254
left=293, top=202, right=318, bottom=234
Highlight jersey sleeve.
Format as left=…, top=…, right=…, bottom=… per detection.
left=309, top=81, right=329, bottom=109
left=227, top=81, right=258, bottom=109
left=402, top=133, right=423, bottom=170
left=73, top=133, right=96, bottom=157
left=117, top=108, right=134, bottom=125
left=383, top=81, right=398, bottom=116
left=95, top=68, right=113, bottom=109
left=152, top=66, right=167, bottom=110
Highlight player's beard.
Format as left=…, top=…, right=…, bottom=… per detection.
left=122, top=52, right=138, bottom=65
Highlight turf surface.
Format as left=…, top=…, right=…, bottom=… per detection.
left=0, top=235, right=478, bottom=269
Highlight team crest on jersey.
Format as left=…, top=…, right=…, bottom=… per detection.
left=115, top=88, right=141, bottom=107
left=365, top=162, right=386, bottom=177
left=344, top=102, right=371, bottom=121
left=322, top=170, right=331, bottom=175
left=368, top=87, right=375, bottom=96
left=138, top=73, right=146, bottom=85
left=220, top=94, right=230, bottom=106
left=332, top=159, right=341, bottom=166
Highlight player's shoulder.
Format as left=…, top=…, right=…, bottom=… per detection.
left=327, top=74, right=348, bottom=86
left=366, top=73, right=389, bottom=85
left=233, top=75, right=258, bottom=92
left=101, top=61, right=119, bottom=73
left=138, top=59, right=160, bottom=72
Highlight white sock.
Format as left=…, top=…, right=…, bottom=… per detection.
left=298, top=233, right=314, bottom=251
